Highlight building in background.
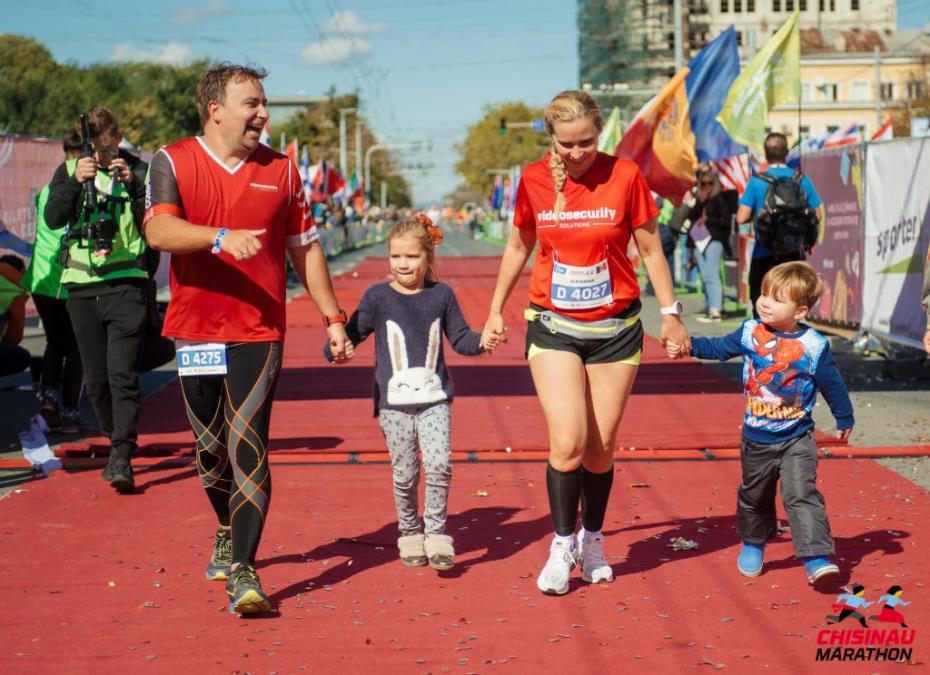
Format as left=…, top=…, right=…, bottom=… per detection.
left=690, top=0, right=896, bottom=56
left=578, top=0, right=928, bottom=140
left=769, top=27, right=930, bottom=141
left=578, top=0, right=680, bottom=119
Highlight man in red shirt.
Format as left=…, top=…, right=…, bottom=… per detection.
left=144, top=63, right=351, bottom=615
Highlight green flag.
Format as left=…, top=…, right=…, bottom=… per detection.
left=717, top=9, right=800, bottom=153
left=598, top=106, right=623, bottom=154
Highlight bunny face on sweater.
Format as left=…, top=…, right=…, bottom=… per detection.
left=385, top=318, right=446, bottom=406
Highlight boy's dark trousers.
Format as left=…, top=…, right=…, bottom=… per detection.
left=737, top=431, right=835, bottom=557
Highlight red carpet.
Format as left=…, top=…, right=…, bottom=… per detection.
left=45, top=257, right=845, bottom=464
left=1, top=460, right=927, bottom=672
left=3, top=255, right=928, bottom=671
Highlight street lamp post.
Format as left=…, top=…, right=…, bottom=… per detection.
left=338, top=107, right=357, bottom=179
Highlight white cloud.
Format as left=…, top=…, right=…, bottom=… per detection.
left=300, top=36, right=372, bottom=66
left=111, top=42, right=195, bottom=66
left=172, top=0, right=234, bottom=24
left=322, top=10, right=386, bottom=35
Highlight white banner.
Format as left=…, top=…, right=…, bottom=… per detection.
left=861, top=137, right=930, bottom=348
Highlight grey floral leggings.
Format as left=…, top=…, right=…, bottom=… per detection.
left=378, top=403, right=452, bottom=536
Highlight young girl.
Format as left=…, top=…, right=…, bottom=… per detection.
left=326, top=214, right=498, bottom=570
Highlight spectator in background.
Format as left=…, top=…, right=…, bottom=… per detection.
left=685, top=166, right=738, bottom=323
left=0, top=254, right=30, bottom=378
left=645, top=197, right=679, bottom=295
left=737, top=132, right=822, bottom=317
left=21, top=132, right=85, bottom=430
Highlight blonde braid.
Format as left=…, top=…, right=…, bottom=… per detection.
left=548, top=150, right=567, bottom=222
left=542, top=90, right=603, bottom=225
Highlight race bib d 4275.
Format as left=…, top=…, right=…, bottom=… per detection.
left=176, top=341, right=228, bottom=376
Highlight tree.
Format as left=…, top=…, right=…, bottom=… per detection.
left=0, top=36, right=205, bottom=148
left=454, top=102, right=546, bottom=197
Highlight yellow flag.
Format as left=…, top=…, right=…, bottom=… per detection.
left=717, top=10, right=800, bottom=153
left=598, top=107, right=623, bottom=154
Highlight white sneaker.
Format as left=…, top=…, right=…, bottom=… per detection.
left=575, top=530, right=614, bottom=584
left=536, top=537, right=576, bottom=595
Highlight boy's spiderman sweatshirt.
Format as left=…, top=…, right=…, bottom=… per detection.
left=690, top=319, right=854, bottom=444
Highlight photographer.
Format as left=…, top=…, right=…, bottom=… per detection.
left=44, top=106, right=150, bottom=493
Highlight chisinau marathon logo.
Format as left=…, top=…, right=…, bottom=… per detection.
left=815, top=583, right=916, bottom=663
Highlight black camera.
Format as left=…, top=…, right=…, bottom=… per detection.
left=76, top=113, right=120, bottom=257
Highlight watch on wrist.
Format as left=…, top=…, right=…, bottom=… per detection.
left=660, top=301, right=684, bottom=316
left=323, top=309, right=348, bottom=327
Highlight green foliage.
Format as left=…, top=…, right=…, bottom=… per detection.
left=455, top=102, right=546, bottom=195
left=0, top=35, right=205, bottom=150
left=0, top=36, right=411, bottom=203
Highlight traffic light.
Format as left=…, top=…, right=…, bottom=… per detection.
left=499, top=117, right=507, bottom=136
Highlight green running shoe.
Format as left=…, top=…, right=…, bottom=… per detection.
left=226, top=564, right=270, bottom=615
left=205, top=528, right=232, bottom=581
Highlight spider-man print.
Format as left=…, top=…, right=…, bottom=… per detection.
left=746, top=322, right=811, bottom=409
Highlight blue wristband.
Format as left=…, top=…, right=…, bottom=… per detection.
left=212, top=227, right=228, bottom=254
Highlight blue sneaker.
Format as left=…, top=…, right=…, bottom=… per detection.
left=737, top=542, right=765, bottom=577
left=804, top=556, right=840, bottom=585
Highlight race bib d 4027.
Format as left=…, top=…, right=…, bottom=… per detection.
left=550, top=257, right=612, bottom=310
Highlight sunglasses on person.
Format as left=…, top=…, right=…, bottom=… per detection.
left=699, top=180, right=714, bottom=187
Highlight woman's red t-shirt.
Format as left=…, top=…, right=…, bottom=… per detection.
left=513, top=152, right=659, bottom=321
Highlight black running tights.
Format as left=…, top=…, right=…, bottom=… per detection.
left=180, top=341, right=282, bottom=565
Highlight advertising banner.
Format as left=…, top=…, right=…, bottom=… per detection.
left=861, top=137, right=930, bottom=348
left=0, top=135, right=62, bottom=248
left=802, top=146, right=864, bottom=325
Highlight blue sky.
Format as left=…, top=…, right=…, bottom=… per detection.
left=6, top=0, right=930, bottom=204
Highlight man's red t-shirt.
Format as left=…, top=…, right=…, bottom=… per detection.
left=513, top=152, right=659, bottom=321
left=144, top=137, right=318, bottom=342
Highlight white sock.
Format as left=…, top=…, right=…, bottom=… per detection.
left=554, top=533, right=574, bottom=549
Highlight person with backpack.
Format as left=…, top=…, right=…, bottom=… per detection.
left=737, top=133, right=822, bottom=318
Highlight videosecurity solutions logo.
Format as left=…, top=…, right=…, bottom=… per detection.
left=814, top=583, right=916, bottom=663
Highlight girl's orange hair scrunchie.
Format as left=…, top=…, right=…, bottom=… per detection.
left=416, top=213, right=444, bottom=246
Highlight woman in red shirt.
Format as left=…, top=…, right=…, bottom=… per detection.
left=483, top=90, right=690, bottom=595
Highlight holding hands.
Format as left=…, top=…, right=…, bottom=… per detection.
left=481, top=312, right=507, bottom=354
left=661, top=316, right=691, bottom=360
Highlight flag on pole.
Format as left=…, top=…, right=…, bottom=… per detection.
left=717, top=9, right=801, bottom=153
left=299, top=145, right=310, bottom=183
left=615, top=27, right=748, bottom=201
left=686, top=26, right=747, bottom=163
left=310, top=160, right=346, bottom=203
left=615, top=69, right=697, bottom=202
left=712, top=155, right=750, bottom=195
left=259, top=122, right=271, bottom=147
left=284, top=139, right=298, bottom=166
left=871, top=117, right=894, bottom=141
left=597, top=107, right=623, bottom=154
left=787, top=127, right=828, bottom=167
left=823, top=123, right=859, bottom=148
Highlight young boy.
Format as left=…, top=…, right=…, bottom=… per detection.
left=670, top=261, right=854, bottom=584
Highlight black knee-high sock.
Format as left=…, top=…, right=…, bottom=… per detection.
left=581, top=467, right=614, bottom=532
left=546, top=464, right=582, bottom=536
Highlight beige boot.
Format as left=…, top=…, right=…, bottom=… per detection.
left=424, top=534, right=455, bottom=571
left=397, top=534, right=428, bottom=567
